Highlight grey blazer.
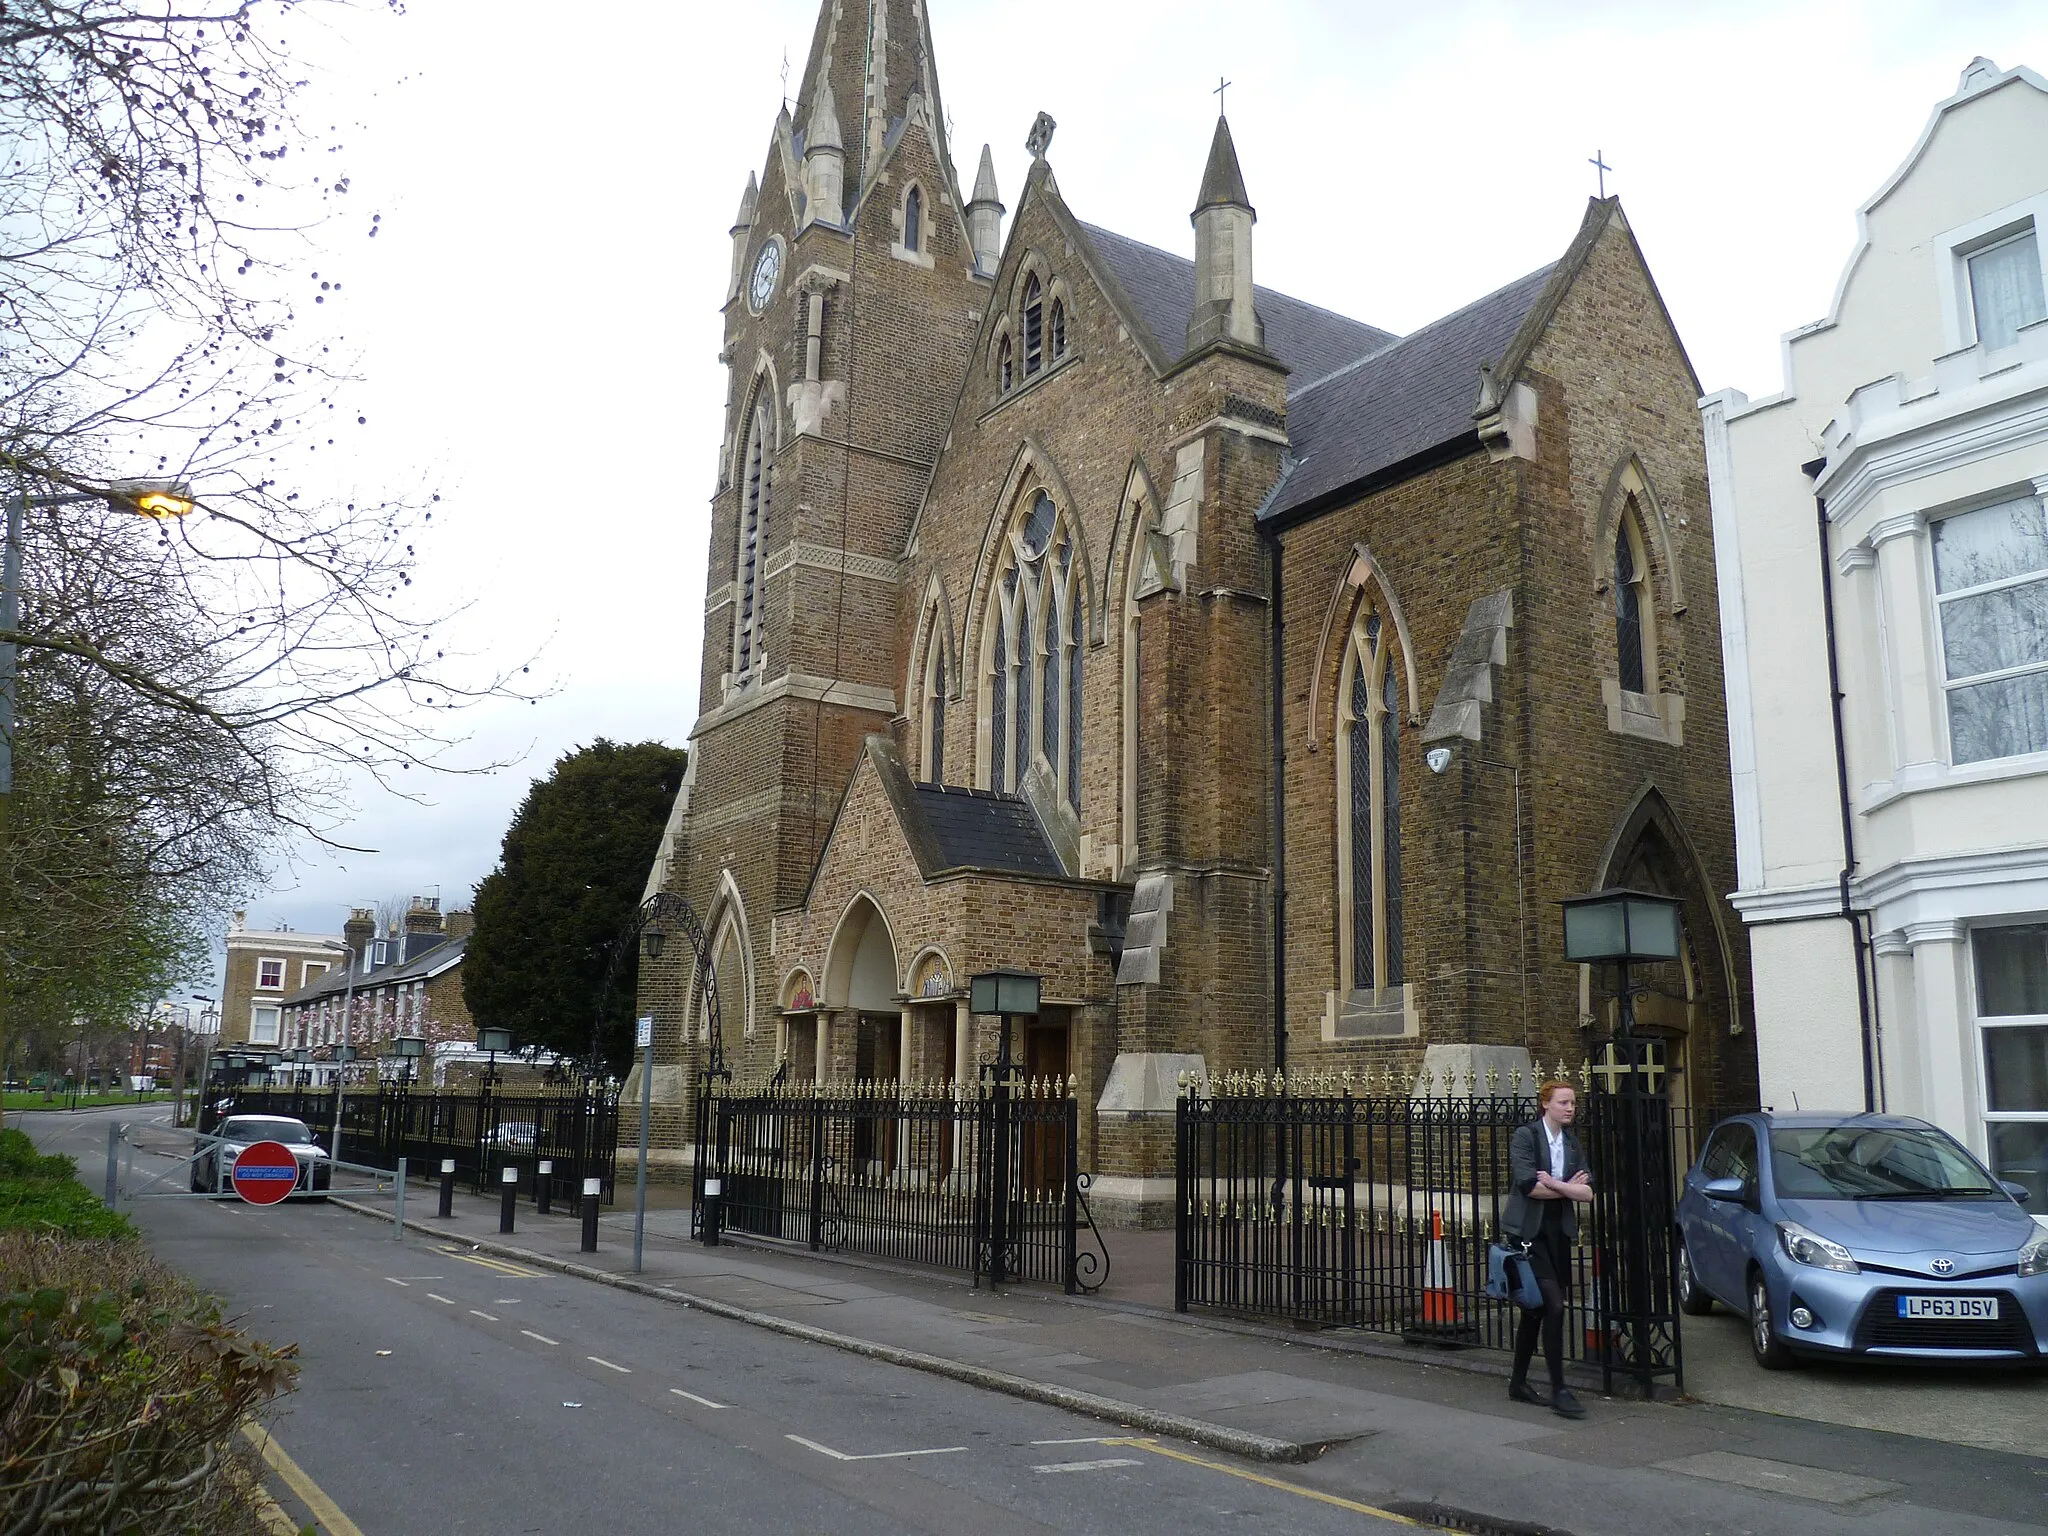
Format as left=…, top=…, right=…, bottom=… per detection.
left=1500, top=1119, right=1589, bottom=1243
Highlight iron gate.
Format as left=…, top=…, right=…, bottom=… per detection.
left=1175, top=1059, right=1690, bottom=1394
left=695, top=1076, right=1108, bottom=1294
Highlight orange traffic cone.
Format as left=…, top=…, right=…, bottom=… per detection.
left=1420, top=1208, right=1462, bottom=1327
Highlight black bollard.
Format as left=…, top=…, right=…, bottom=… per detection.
left=438, top=1158, right=455, bottom=1219
left=579, top=1177, right=600, bottom=1253
left=702, top=1175, right=722, bottom=1248
left=536, top=1159, right=552, bottom=1215
left=498, top=1164, right=518, bottom=1234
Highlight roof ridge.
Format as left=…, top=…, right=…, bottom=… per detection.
left=1289, top=262, right=1555, bottom=403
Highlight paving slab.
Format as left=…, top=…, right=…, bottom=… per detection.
left=1654, top=1450, right=1902, bottom=1506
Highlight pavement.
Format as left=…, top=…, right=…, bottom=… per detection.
left=36, top=1107, right=2048, bottom=1536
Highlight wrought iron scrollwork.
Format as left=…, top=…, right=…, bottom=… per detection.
left=1069, top=1171, right=1110, bottom=1295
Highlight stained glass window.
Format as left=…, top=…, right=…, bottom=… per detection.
left=1041, top=595, right=1059, bottom=770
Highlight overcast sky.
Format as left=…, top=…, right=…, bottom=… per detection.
left=215, top=0, right=2048, bottom=974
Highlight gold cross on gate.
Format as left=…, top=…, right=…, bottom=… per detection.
left=1634, top=1046, right=1667, bottom=1094
left=1589, top=1043, right=1632, bottom=1093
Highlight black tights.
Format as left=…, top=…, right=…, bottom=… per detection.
left=1512, top=1277, right=1567, bottom=1391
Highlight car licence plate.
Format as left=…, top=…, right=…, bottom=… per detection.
left=1896, top=1295, right=1998, bottom=1321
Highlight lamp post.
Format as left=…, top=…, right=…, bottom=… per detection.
left=1558, top=885, right=1685, bottom=1396
left=393, top=1034, right=425, bottom=1086
left=478, top=1027, right=512, bottom=1087
left=969, top=969, right=1040, bottom=1286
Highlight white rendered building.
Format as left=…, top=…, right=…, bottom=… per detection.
left=1704, top=58, right=2048, bottom=1211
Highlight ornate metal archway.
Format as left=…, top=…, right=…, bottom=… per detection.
left=590, top=889, right=726, bottom=1082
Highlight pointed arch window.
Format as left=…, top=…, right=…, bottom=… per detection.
left=1049, top=299, right=1067, bottom=361
left=1337, top=612, right=1403, bottom=992
left=903, top=186, right=922, bottom=253
left=1022, top=274, right=1044, bottom=376
left=1614, top=508, right=1649, bottom=695
left=987, top=489, right=1084, bottom=806
left=734, top=393, right=773, bottom=675
left=921, top=622, right=947, bottom=782
left=997, top=336, right=1014, bottom=393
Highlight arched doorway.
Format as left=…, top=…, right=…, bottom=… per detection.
left=1590, top=787, right=1744, bottom=1163
left=824, top=895, right=902, bottom=1172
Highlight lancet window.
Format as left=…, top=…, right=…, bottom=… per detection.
left=1614, top=507, right=1649, bottom=695
left=734, top=393, right=773, bottom=675
left=1337, top=610, right=1403, bottom=992
left=987, top=488, right=1084, bottom=810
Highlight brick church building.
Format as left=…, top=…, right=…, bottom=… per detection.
left=638, top=0, right=1758, bottom=1214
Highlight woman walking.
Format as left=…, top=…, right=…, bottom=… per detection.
left=1501, top=1080, right=1594, bottom=1418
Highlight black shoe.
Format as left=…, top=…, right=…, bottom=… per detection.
left=1507, top=1379, right=1550, bottom=1407
left=1550, top=1387, right=1587, bottom=1419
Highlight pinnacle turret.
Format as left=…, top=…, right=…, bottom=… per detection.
left=966, top=144, right=1004, bottom=275
left=1186, top=114, right=1264, bottom=354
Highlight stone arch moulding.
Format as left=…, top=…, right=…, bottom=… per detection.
left=1591, top=780, right=1741, bottom=1035
left=729, top=354, right=783, bottom=491
left=1593, top=452, right=1686, bottom=615
left=780, top=966, right=817, bottom=1013
left=1307, top=544, right=1422, bottom=751
left=822, top=889, right=903, bottom=1011
left=904, top=944, right=955, bottom=1000
left=1006, top=247, right=1053, bottom=315
left=904, top=570, right=963, bottom=710
left=1112, top=457, right=1167, bottom=610
left=689, top=867, right=756, bottom=1044
left=966, top=435, right=1101, bottom=652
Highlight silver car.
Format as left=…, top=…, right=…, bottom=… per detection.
left=1676, top=1112, right=2048, bottom=1368
left=192, top=1115, right=333, bottom=1199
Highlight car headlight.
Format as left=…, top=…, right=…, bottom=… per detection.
left=2019, top=1235, right=2048, bottom=1279
left=1777, top=1220, right=1860, bottom=1275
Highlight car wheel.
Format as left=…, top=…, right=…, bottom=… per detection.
left=1676, top=1238, right=1713, bottom=1316
left=1748, top=1269, right=1797, bottom=1371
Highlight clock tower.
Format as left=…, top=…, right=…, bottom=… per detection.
left=659, top=0, right=996, bottom=1088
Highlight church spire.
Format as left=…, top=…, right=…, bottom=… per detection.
left=1186, top=113, right=1263, bottom=354
left=966, top=144, right=1004, bottom=276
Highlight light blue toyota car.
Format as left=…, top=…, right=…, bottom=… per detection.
left=1675, top=1112, right=2048, bottom=1368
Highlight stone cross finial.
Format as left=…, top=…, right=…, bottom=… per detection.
left=1025, top=111, right=1056, bottom=159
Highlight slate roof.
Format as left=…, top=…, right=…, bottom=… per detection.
left=1078, top=223, right=1395, bottom=383
left=280, top=934, right=465, bottom=1007
left=1259, top=263, right=1555, bottom=523
left=907, top=783, right=1065, bottom=878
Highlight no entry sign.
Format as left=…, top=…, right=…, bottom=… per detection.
left=231, top=1141, right=301, bottom=1205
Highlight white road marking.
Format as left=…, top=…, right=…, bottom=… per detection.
left=669, top=1388, right=725, bottom=1409
left=384, top=1278, right=410, bottom=1287
left=588, top=1355, right=631, bottom=1373
left=520, top=1329, right=559, bottom=1346
left=1030, top=1436, right=1117, bottom=1446
left=427, top=1293, right=454, bottom=1305
left=469, top=1310, right=498, bottom=1322
left=494, top=1298, right=521, bottom=1305
left=785, top=1435, right=967, bottom=1462
left=1035, top=1458, right=1144, bottom=1475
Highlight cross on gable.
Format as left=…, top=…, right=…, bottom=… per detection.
left=1588, top=148, right=1613, bottom=198
left=1214, top=76, right=1232, bottom=114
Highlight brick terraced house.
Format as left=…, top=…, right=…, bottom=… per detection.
left=639, top=0, right=1758, bottom=1215
left=276, top=899, right=475, bottom=1085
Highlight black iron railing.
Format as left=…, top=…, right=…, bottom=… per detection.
left=703, top=1077, right=1106, bottom=1294
left=202, top=1085, right=621, bottom=1204
left=1174, top=1066, right=1738, bottom=1394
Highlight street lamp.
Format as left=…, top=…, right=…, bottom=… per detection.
left=393, top=1034, right=425, bottom=1085
left=478, top=1027, right=512, bottom=1087
left=969, top=969, right=1041, bottom=1287
left=1559, top=887, right=1683, bottom=1038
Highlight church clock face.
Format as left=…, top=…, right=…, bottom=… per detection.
left=748, top=239, right=782, bottom=314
